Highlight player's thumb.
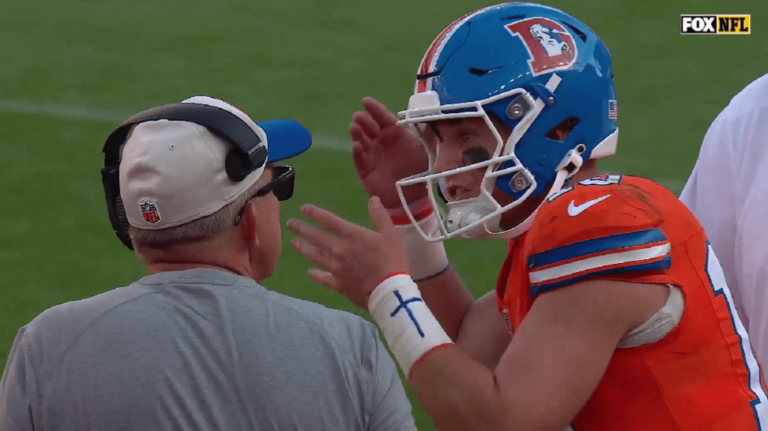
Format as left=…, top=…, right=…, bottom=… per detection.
left=368, top=196, right=395, bottom=233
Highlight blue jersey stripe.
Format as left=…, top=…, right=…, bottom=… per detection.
left=530, top=256, right=671, bottom=298
left=528, top=228, right=667, bottom=270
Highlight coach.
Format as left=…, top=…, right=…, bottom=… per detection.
left=0, top=96, right=416, bottom=431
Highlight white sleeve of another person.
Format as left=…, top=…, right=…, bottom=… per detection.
left=680, top=81, right=768, bottom=365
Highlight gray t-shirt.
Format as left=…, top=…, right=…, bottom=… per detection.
left=0, top=268, right=417, bottom=431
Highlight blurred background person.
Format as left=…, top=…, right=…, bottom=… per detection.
left=680, top=72, right=768, bottom=364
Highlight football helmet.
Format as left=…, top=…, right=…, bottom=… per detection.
left=396, top=2, right=618, bottom=241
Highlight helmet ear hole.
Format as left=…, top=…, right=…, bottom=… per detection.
left=545, top=117, right=580, bottom=141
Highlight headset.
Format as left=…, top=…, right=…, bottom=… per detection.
left=101, top=102, right=268, bottom=251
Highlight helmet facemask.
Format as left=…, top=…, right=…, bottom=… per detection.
left=395, top=74, right=581, bottom=242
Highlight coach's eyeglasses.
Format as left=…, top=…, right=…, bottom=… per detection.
left=234, top=165, right=295, bottom=225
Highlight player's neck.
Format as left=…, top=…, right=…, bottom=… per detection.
left=571, top=159, right=600, bottom=183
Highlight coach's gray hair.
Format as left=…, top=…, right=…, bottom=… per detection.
left=128, top=180, right=264, bottom=248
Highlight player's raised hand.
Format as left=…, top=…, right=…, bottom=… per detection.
left=350, top=97, right=430, bottom=210
left=286, top=196, right=410, bottom=309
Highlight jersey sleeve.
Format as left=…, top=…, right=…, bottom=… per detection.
left=0, top=328, right=39, bottom=431
left=362, top=322, right=418, bottom=431
left=525, top=176, right=673, bottom=299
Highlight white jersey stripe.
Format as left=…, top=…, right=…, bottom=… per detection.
left=706, top=243, right=768, bottom=429
left=529, top=243, right=671, bottom=285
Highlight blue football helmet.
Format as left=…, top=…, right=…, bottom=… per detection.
left=395, top=2, right=618, bottom=241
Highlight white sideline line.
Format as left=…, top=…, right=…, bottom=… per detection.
left=0, top=98, right=353, bottom=152
left=0, top=98, right=687, bottom=193
left=0, top=99, right=129, bottom=123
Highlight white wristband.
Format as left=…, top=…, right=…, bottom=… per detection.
left=368, top=273, right=454, bottom=376
left=394, top=211, right=450, bottom=281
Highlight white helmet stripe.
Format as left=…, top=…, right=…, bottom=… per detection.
left=415, top=5, right=499, bottom=93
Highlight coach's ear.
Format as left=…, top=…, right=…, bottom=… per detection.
left=239, top=202, right=261, bottom=250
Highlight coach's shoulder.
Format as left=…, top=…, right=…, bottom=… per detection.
left=264, top=290, right=381, bottom=352
left=18, top=283, right=151, bottom=362
left=29, top=281, right=147, bottom=327
left=267, top=289, right=377, bottom=335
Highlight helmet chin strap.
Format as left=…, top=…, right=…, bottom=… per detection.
left=445, top=193, right=502, bottom=239
left=446, top=146, right=585, bottom=240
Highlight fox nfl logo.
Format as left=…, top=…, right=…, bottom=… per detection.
left=680, top=15, right=751, bottom=34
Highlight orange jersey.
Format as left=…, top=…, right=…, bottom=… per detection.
left=496, top=174, right=768, bottom=430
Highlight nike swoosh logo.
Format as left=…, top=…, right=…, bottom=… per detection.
left=568, top=194, right=611, bottom=217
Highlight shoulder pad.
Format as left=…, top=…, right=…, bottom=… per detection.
left=525, top=175, right=672, bottom=298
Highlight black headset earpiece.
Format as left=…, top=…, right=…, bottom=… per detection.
left=225, top=144, right=268, bottom=182
left=100, top=164, right=133, bottom=250
left=101, top=102, right=268, bottom=250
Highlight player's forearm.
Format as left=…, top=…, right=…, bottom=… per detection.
left=417, top=265, right=474, bottom=340
left=408, top=346, right=512, bottom=431
left=393, top=206, right=475, bottom=340
left=455, top=291, right=511, bottom=369
left=369, top=275, right=518, bottom=430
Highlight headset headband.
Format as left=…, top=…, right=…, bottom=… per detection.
left=102, top=103, right=267, bottom=169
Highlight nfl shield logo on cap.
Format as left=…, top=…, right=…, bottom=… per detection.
left=139, top=201, right=161, bottom=224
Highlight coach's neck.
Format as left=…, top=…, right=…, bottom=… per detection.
left=135, top=230, right=266, bottom=282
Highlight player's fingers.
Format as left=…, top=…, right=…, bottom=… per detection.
left=350, top=123, right=375, bottom=152
left=286, top=218, right=340, bottom=251
left=352, top=142, right=373, bottom=177
left=299, top=204, right=366, bottom=238
left=368, top=196, right=396, bottom=234
left=352, top=111, right=380, bottom=140
left=307, top=268, right=339, bottom=291
left=362, top=97, right=398, bottom=129
left=291, top=238, right=337, bottom=272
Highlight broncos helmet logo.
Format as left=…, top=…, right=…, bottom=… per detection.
left=529, top=23, right=573, bottom=57
left=506, top=17, right=578, bottom=76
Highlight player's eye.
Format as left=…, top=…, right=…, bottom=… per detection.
left=453, top=128, right=475, bottom=146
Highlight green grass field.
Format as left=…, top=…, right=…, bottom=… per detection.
left=0, top=0, right=765, bottom=428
